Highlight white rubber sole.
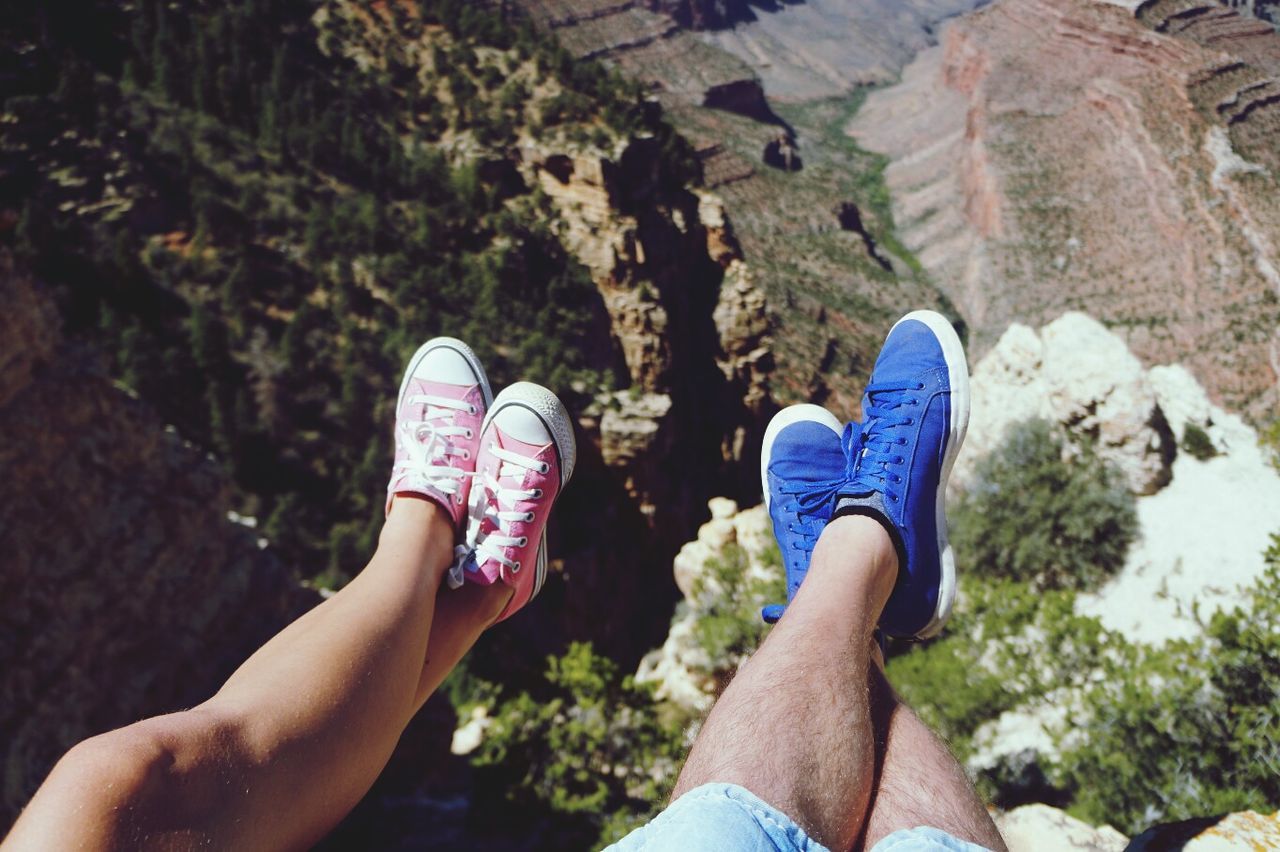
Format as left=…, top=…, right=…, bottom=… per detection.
left=397, top=337, right=494, bottom=412
left=889, top=310, right=970, bottom=640
left=760, top=404, right=844, bottom=513
left=482, top=381, right=577, bottom=599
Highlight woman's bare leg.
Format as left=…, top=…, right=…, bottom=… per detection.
left=4, top=496, right=507, bottom=851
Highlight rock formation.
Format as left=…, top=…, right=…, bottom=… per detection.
left=0, top=256, right=320, bottom=825
left=513, top=0, right=959, bottom=418
left=851, top=0, right=1280, bottom=421
left=955, top=312, right=1175, bottom=494
left=957, top=310, right=1280, bottom=642
left=518, top=137, right=774, bottom=526
left=698, top=0, right=991, bottom=99
left=634, top=498, right=781, bottom=713
left=1133, top=810, right=1280, bottom=850
left=995, top=804, right=1128, bottom=851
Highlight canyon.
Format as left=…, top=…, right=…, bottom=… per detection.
left=851, top=0, right=1280, bottom=420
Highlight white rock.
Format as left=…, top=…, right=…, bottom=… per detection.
left=1039, top=312, right=1169, bottom=494
left=1075, top=428, right=1280, bottom=643
left=637, top=500, right=784, bottom=715
left=969, top=700, right=1068, bottom=773
left=450, top=706, right=491, bottom=756
left=996, top=804, right=1128, bottom=852
left=634, top=609, right=719, bottom=714
left=1148, top=364, right=1254, bottom=455
left=708, top=496, right=739, bottom=521
left=1182, top=810, right=1280, bottom=851
left=956, top=313, right=1172, bottom=495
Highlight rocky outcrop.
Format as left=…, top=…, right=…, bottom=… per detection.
left=0, top=257, right=320, bottom=825
left=996, top=804, right=1128, bottom=851
left=851, top=0, right=1280, bottom=421
left=634, top=498, right=780, bottom=714
left=956, top=312, right=1175, bottom=494
left=701, top=78, right=782, bottom=126
left=1137, top=809, right=1280, bottom=849
left=698, top=0, right=992, bottom=99
left=958, top=311, right=1280, bottom=643
left=520, top=139, right=773, bottom=527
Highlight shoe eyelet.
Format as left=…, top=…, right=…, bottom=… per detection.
left=518, top=536, right=528, bottom=547
left=532, top=488, right=544, bottom=498
left=917, top=382, right=925, bottom=390
left=524, top=511, right=535, bottom=522
left=461, top=449, right=471, bottom=460
left=538, top=462, right=550, bottom=474
left=512, top=561, right=522, bottom=574
left=905, top=419, right=913, bottom=425
left=469, top=404, right=477, bottom=415
left=465, top=429, right=474, bottom=439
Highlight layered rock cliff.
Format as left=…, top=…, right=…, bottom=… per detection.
left=851, top=0, right=1280, bottom=421
left=270, top=0, right=780, bottom=662
left=513, top=0, right=962, bottom=418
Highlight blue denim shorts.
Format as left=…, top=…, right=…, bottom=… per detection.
left=607, top=783, right=993, bottom=852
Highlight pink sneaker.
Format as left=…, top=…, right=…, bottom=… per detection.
left=386, top=338, right=492, bottom=538
left=464, top=382, right=577, bottom=622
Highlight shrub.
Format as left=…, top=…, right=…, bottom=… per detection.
left=951, top=419, right=1138, bottom=591
left=471, top=642, right=685, bottom=850
left=1059, top=533, right=1280, bottom=833
left=886, top=578, right=1106, bottom=760
left=1181, top=422, right=1218, bottom=461
left=690, top=541, right=785, bottom=664
left=1262, top=418, right=1280, bottom=473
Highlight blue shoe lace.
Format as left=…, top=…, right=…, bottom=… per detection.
left=846, top=379, right=926, bottom=505
left=778, top=476, right=844, bottom=557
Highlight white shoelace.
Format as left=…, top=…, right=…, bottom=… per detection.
left=393, top=393, right=475, bottom=499
left=471, top=443, right=549, bottom=582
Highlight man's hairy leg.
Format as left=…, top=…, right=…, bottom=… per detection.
left=858, top=652, right=1007, bottom=852
left=671, top=515, right=898, bottom=852
left=4, top=497, right=509, bottom=851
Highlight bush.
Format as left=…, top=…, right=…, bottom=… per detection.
left=471, top=642, right=685, bottom=850
left=1059, top=533, right=1280, bottom=833
left=1181, top=422, right=1218, bottom=461
left=690, top=541, right=784, bottom=664
left=952, top=419, right=1139, bottom=591
left=886, top=577, right=1107, bottom=761
left=1262, top=418, right=1280, bottom=473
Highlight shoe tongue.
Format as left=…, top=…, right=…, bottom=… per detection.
left=497, top=431, right=547, bottom=457
left=772, top=422, right=844, bottom=483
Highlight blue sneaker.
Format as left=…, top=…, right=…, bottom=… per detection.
left=834, top=310, right=970, bottom=640
left=760, top=404, right=850, bottom=624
